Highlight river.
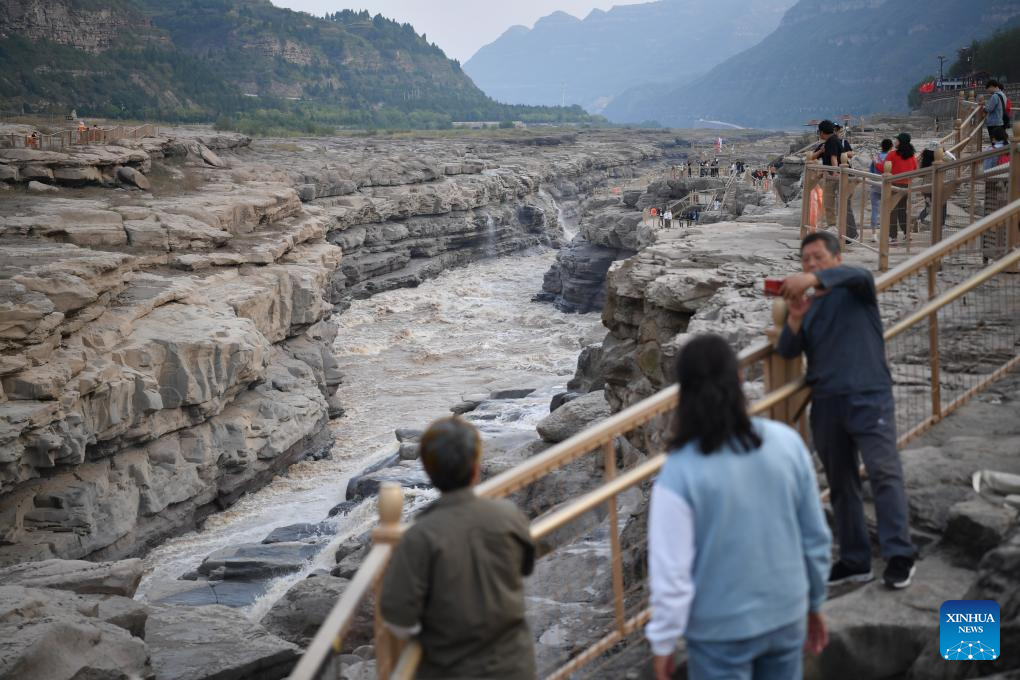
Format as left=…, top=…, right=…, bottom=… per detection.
left=135, top=247, right=603, bottom=620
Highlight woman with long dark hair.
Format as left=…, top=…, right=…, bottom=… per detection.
left=885, top=132, right=917, bottom=245
left=646, top=334, right=832, bottom=680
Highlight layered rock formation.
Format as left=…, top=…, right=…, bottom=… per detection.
left=259, top=133, right=667, bottom=307
left=0, top=132, right=341, bottom=566
left=539, top=132, right=793, bottom=315
left=0, top=127, right=673, bottom=568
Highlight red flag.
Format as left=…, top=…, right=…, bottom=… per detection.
left=919, top=81, right=936, bottom=93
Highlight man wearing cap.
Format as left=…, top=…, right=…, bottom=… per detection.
left=809, top=120, right=844, bottom=232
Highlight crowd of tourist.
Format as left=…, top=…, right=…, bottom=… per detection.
left=810, top=79, right=1012, bottom=248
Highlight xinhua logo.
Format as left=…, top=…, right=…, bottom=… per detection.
left=940, top=600, right=1000, bottom=660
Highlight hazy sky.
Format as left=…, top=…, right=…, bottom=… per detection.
left=271, top=1, right=647, bottom=62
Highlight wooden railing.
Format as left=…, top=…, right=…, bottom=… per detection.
left=1, top=123, right=158, bottom=151
left=288, top=113, right=1020, bottom=680
left=801, top=117, right=1016, bottom=271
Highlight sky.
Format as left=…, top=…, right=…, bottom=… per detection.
left=271, top=1, right=648, bottom=63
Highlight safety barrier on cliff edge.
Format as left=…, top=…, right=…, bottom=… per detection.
left=2, top=124, right=158, bottom=151
left=288, top=120, right=1020, bottom=680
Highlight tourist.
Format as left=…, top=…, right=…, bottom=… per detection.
left=833, top=124, right=858, bottom=240
left=380, top=417, right=536, bottom=679
left=813, top=120, right=843, bottom=231
left=984, top=79, right=1008, bottom=144
left=687, top=162, right=693, bottom=178
left=885, top=133, right=917, bottom=245
left=833, top=123, right=854, bottom=160
left=869, top=139, right=893, bottom=240
left=663, top=208, right=673, bottom=228
left=778, top=232, right=918, bottom=590
left=647, top=334, right=831, bottom=680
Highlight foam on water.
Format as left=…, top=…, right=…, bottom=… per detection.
left=136, top=250, right=604, bottom=619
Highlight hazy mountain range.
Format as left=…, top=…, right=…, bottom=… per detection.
left=466, top=0, right=1020, bottom=129
left=463, top=0, right=795, bottom=114
left=604, top=0, right=1020, bottom=128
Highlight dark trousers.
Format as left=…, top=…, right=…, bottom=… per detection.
left=810, top=390, right=915, bottom=569
left=842, top=187, right=858, bottom=240
left=890, top=195, right=908, bottom=240
left=988, top=125, right=1006, bottom=145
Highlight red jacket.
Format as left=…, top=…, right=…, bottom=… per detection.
left=884, top=151, right=917, bottom=186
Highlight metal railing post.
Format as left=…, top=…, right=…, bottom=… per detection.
left=602, top=441, right=626, bottom=635
left=859, top=175, right=867, bottom=239
left=974, top=96, right=985, bottom=155
left=763, top=300, right=808, bottom=438
left=1009, top=122, right=1020, bottom=272
left=932, top=147, right=945, bottom=245
left=879, top=161, right=893, bottom=271
left=372, top=484, right=405, bottom=680
left=970, top=157, right=978, bottom=224
left=800, top=159, right=819, bottom=239
left=837, top=155, right=849, bottom=243
left=926, top=263, right=942, bottom=420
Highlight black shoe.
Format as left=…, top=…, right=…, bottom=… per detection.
left=883, top=556, right=916, bottom=589
left=828, top=561, right=874, bottom=586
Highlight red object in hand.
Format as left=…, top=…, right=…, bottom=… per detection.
left=764, top=277, right=785, bottom=297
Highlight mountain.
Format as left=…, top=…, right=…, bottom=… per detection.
left=947, top=25, right=1020, bottom=79
left=0, top=0, right=591, bottom=130
left=463, top=0, right=796, bottom=114
left=603, top=0, right=1020, bottom=128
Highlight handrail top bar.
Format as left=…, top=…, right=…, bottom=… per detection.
left=877, top=199, right=1020, bottom=291
left=805, top=145, right=1010, bottom=183
left=947, top=126, right=986, bottom=155
left=287, top=544, right=394, bottom=680
left=475, top=339, right=772, bottom=499
left=475, top=385, right=677, bottom=498
left=530, top=374, right=807, bottom=540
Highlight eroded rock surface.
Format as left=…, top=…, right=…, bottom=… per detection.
left=0, top=126, right=677, bottom=566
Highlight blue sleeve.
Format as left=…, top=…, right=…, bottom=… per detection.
left=791, top=433, right=832, bottom=612
left=815, top=265, right=876, bottom=302
left=777, top=323, right=803, bottom=359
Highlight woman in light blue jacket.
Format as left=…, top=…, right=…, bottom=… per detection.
left=647, top=334, right=832, bottom=680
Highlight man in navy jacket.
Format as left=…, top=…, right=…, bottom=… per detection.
left=778, top=231, right=917, bottom=589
